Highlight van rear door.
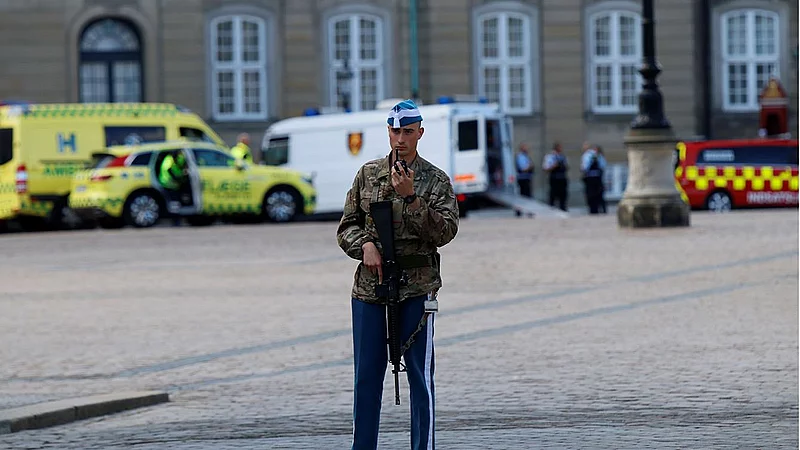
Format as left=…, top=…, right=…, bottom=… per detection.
left=0, top=128, right=20, bottom=220
left=488, top=116, right=515, bottom=193
left=452, top=116, right=488, bottom=195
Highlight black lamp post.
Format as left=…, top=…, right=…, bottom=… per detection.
left=337, top=59, right=354, bottom=112
left=617, top=0, right=690, bottom=228
left=631, top=0, right=670, bottom=130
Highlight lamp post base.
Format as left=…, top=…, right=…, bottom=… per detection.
left=617, top=127, right=690, bottom=228
left=617, top=195, right=690, bottom=228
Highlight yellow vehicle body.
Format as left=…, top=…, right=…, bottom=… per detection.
left=69, top=141, right=316, bottom=228
left=0, top=102, right=224, bottom=227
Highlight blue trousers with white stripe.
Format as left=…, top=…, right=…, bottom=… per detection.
left=351, top=294, right=435, bottom=450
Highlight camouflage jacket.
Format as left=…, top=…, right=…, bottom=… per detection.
left=336, top=153, right=460, bottom=304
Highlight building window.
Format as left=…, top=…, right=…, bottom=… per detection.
left=210, top=15, right=268, bottom=121
left=79, top=18, right=143, bottom=103
left=476, top=11, right=534, bottom=115
left=721, top=9, right=780, bottom=111
left=327, top=14, right=384, bottom=112
left=588, top=10, right=642, bottom=113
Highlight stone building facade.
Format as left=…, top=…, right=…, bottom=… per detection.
left=0, top=0, right=796, bottom=202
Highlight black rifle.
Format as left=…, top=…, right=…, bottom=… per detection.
left=370, top=199, right=407, bottom=406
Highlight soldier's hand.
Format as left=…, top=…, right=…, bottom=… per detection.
left=362, top=241, right=383, bottom=284
left=391, top=163, right=415, bottom=197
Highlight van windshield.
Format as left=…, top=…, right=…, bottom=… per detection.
left=263, top=136, right=289, bottom=165
left=0, top=128, right=11, bottom=166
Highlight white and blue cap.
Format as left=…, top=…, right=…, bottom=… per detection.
left=387, top=99, right=422, bottom=128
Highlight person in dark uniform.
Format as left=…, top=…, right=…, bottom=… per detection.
left=581, top=143, right=606, bottom=214
left=515, top=143, right=534, bottom=198
left=596, top=146, right=608, bottom=213
left=543, top=142, right=569, bottom=211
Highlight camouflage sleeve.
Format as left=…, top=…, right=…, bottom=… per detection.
left=404, top=176, right=459, bottom=247
left=336, top=168, right=372, bottom=261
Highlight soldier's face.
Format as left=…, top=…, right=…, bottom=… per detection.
left=388, top=123, right=424, bottom=159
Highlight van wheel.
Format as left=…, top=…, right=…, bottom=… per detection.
left=706, top=191, right=732, bottom=213
left=124, top=192, right=162, bottom=228
left=262, top=188, right=300, bottom=223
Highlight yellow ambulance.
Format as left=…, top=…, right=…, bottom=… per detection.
left=0, top=102, right=225, bottom=230
left=69, top=141, right=316, bottom=228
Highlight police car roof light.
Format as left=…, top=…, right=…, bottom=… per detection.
left=303, top=107, right=321, bottom=116
left=437, top=96, right=455, bottom=104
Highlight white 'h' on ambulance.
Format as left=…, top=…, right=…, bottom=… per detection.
left=260, top=96, right=516, bottom=216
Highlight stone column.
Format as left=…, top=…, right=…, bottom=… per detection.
left=617, top=0, right=690, bottom=228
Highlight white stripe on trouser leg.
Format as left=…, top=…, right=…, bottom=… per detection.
left=424, top=293, right=435, bottom=450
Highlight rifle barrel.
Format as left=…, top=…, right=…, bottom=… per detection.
left=394, top=372, right=400, bottom=405
left=370, top=200, right=405, bottom=406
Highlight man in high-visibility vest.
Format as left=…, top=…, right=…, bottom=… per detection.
left=159, top=151, right=188, bottom=191
left=231, top=133, right=253, bottom=163
left=158, top=150, right=191, bottom=226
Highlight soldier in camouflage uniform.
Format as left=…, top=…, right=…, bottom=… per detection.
left=337, top=99, right=459, bottom=450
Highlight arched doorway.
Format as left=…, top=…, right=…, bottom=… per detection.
left=79, top=18, right=143, bottom=103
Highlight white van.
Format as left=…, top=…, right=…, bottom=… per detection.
left=260, top=98, right=515, bottom=215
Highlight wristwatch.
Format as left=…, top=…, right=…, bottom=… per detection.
left=403, top=193, right=417, bottom=204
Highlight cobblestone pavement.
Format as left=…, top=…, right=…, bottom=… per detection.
left=0, top=210, right=797, bottom=449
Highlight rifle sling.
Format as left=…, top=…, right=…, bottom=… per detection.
left=400, top=313, right=430, bottom=357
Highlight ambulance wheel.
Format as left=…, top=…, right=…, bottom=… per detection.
left=123, top=191, right=163, bottom=228
left=262, top=187, right=301, bottom=223
left=706, top=190, right=732, bottom=213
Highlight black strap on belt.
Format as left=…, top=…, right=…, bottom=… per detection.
left=396, top=254, right=435, bottom=269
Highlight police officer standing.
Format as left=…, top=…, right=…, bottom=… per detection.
left=543, top=142, right=569, bottom=211
left=581, top=142, right=606, bottom=214
left=337, top=99, right=459, bottom=450
left=515, top=143, right=534, bottom=198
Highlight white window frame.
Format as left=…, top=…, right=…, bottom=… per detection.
left=588, top=10, right=642, bottom=113
left=327, top=14, right=384, bottom=112
left=476, top=11, right=533, bottom=115
left=210, top=15, right=268, bottom=121
left=720, top=8, right=780, bottom=112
